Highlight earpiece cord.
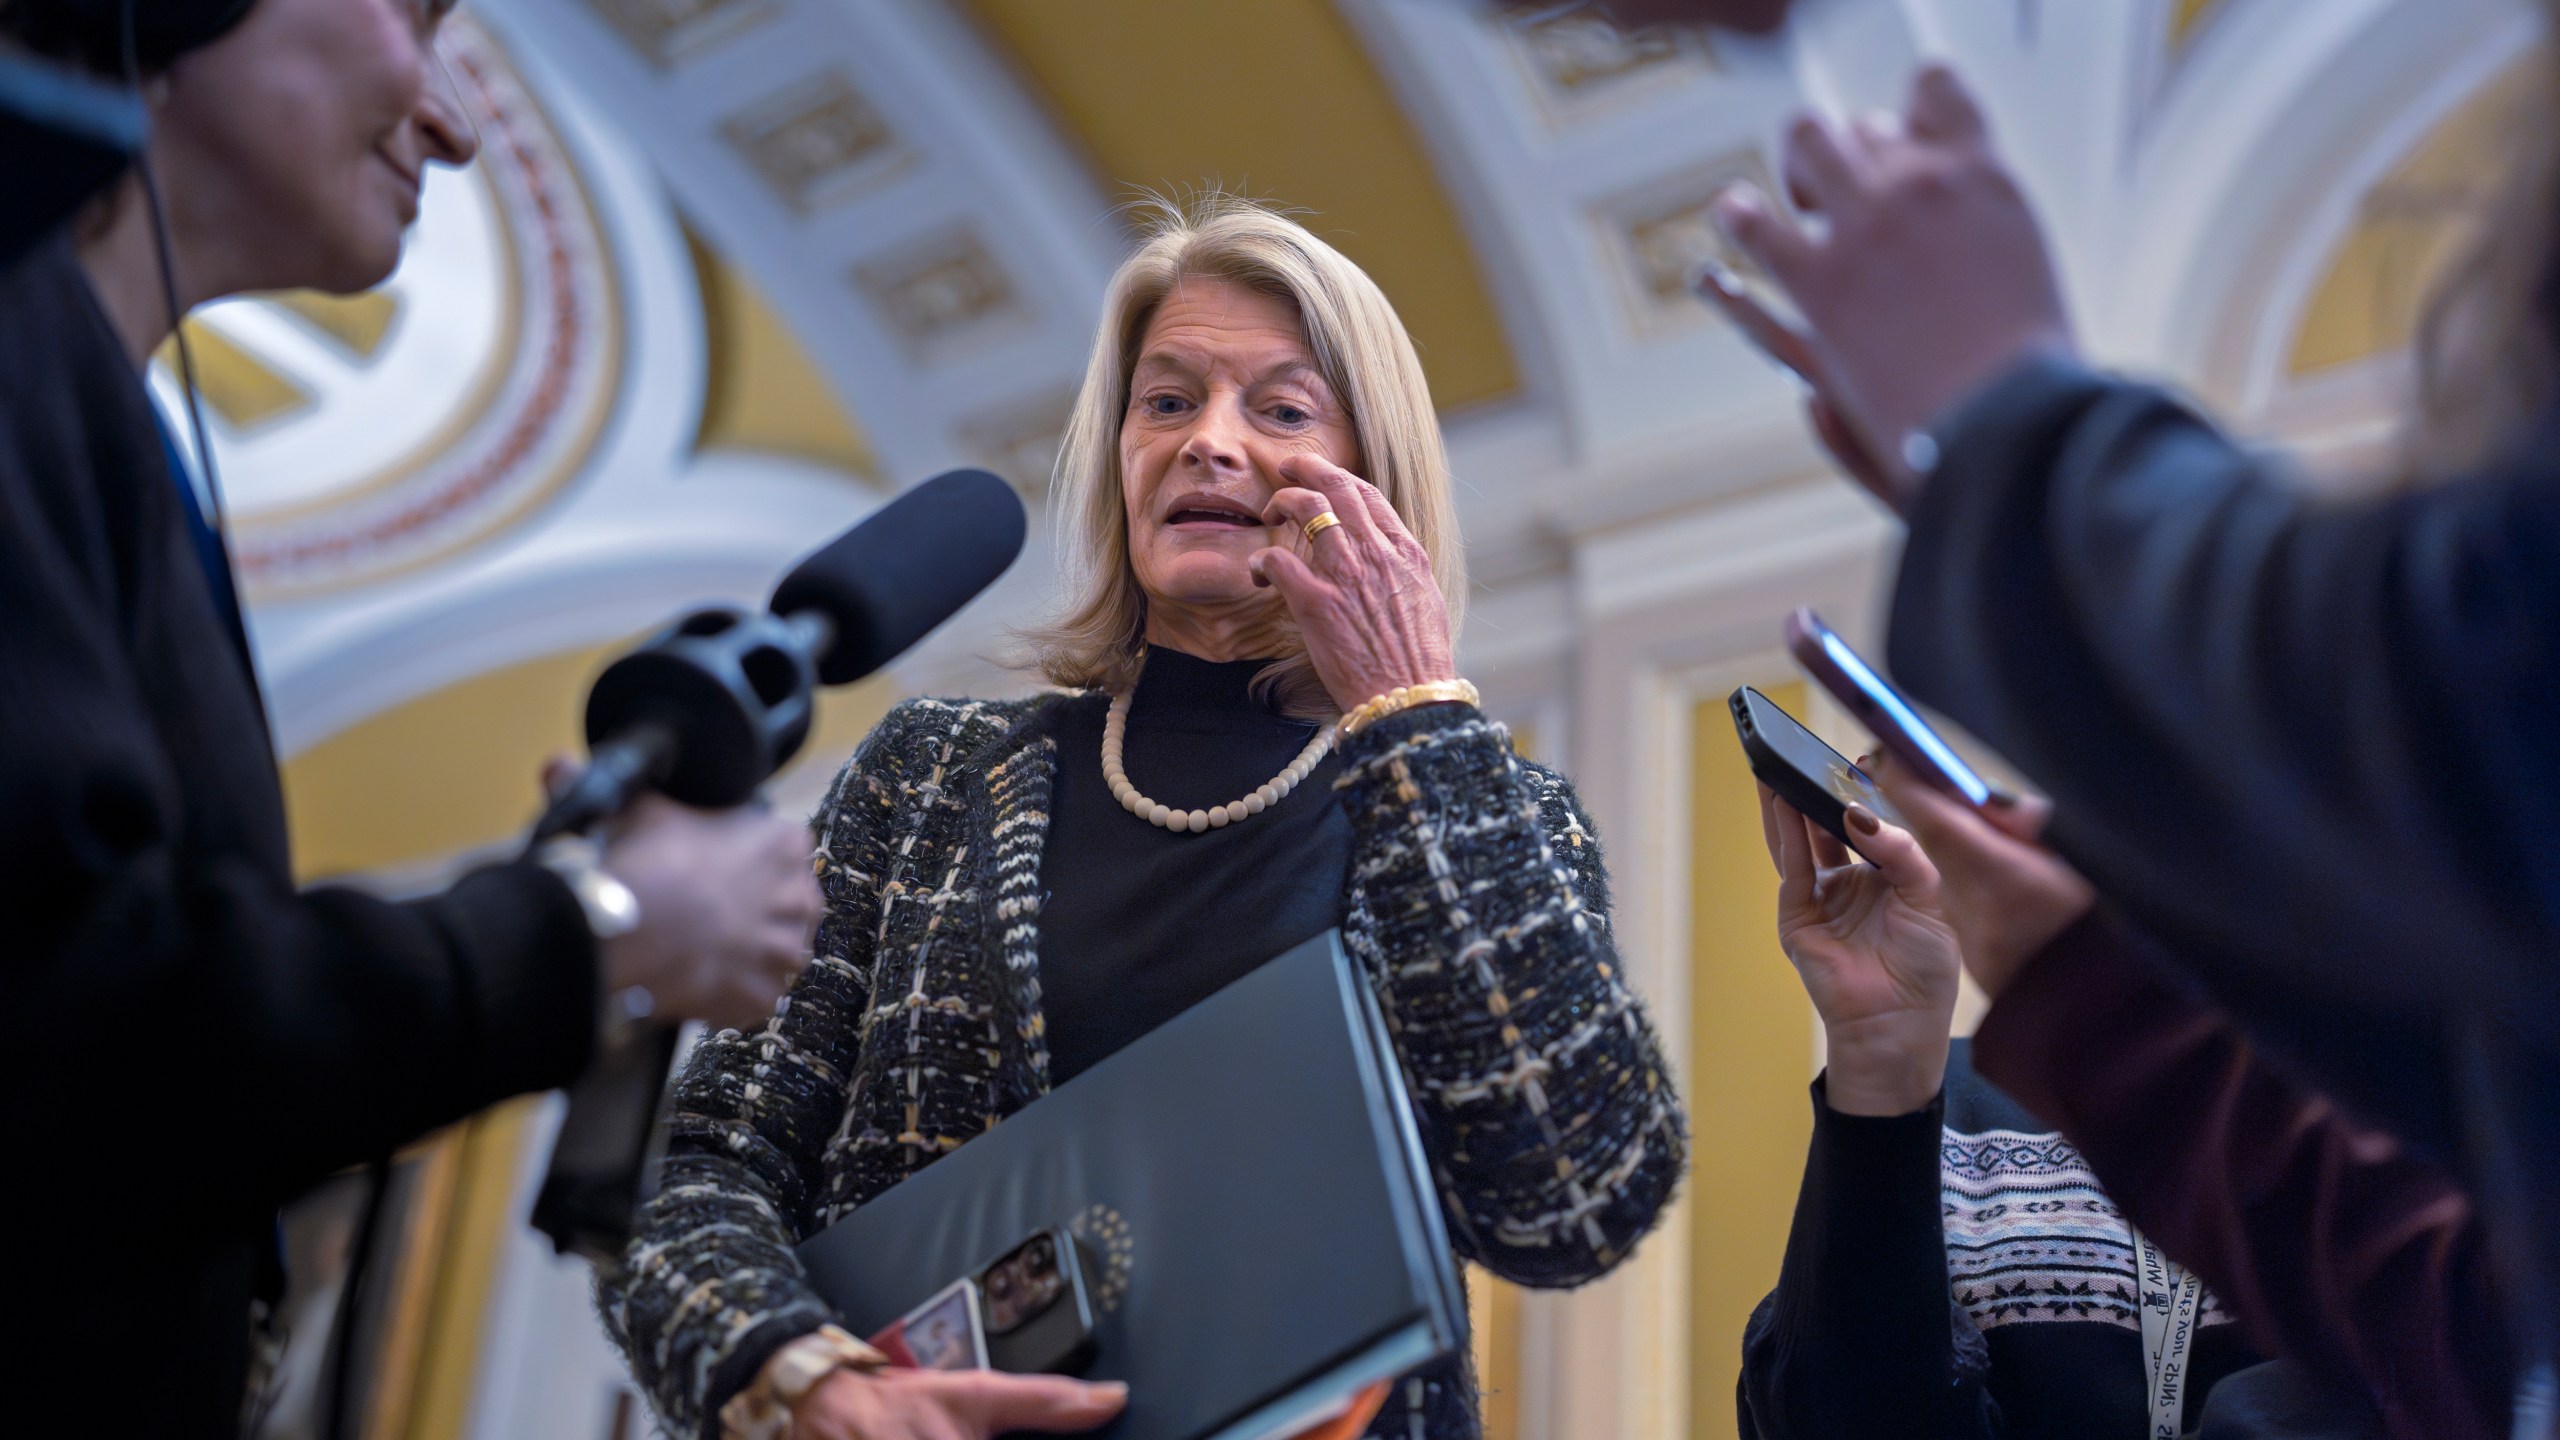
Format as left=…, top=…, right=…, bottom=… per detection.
left=120, top=0, right=227, bottom=538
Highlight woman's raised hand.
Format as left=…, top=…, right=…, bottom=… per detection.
left=1758, top=778, right=1961, bottom=1117
left=1866, top=754, right=2096, bottom=999
left=1250, top=454, right=1456, bottom=714
left=789, top=1367, right=1126, bottom=1440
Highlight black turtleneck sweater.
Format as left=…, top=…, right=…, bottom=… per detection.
left=1035, top=647, right=1353, bottom=1085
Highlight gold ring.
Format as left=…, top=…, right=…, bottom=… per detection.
left=1302, top=511, right=1342, bottom=545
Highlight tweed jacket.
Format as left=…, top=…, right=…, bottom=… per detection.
left=604, top=693, right=1688, bottom=1440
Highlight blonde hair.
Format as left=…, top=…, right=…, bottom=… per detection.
left=1025, top=193, right=1465, bottom=717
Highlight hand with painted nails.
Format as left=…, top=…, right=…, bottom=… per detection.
left=1251, top=453, right=1459, bottom=713
left=1865, top=753, right=2097, bottom=999
left=1705, top=64, right=2077, bottom=512
left=1757, top=772, right=1962, bottom=1117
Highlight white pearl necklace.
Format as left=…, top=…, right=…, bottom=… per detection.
left=1102, top=690, right=1336, bottom=833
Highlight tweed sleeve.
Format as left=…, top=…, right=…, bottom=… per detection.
left=1334, top=703, right=1688, bottom=1287
left=600, top=712, right=912, bottom=1439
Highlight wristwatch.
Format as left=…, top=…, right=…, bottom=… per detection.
left=719, top=1325, right=891, bottom=1440
left=534, top=833, right=641, bottom=939
left=533, top=834, right=652, bottom=1047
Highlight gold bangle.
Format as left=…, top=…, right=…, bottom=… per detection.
left=1339, top=679, right=1480, bottom=737
left=1302, top=511, right=1342, bottom=545
left=720, top=1325, right=890, bottom=1440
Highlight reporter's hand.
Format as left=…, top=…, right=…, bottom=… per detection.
left=1867, top=753, right=2095, bottom=998
left=788, top=1367, right=1126, bottom=1440
left=1708, top=64, right=2076, bottom=511
left=582, top=778, right=824, bottom=1033
left=1759, top=778, right=1961, bottom=1116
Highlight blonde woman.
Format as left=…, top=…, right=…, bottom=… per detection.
left=604, top=196, right=1689, bottom=1440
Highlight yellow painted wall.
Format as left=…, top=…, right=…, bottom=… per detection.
left=962, top=0, right=1519, bottom=413
left=281, top=643, right=899, bottom=882
left=684, top=223, right=883, bottom=480
left=1686, top=683, right=1816, bottom=1438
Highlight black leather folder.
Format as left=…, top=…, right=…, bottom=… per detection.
left=796, top=931, right=1465, bottom=1440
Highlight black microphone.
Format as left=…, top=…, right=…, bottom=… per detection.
left=530, top=468, right=1025, bottom=1261
left=529, top=467, right=1027, bottom=846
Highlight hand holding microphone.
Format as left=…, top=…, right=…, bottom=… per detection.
left=569, top=775, right=823, bottom=1033
left=535, top=468, right=1027, bottom=1260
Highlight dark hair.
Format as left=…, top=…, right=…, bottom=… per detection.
left=0, top=0, right=259, bottom=76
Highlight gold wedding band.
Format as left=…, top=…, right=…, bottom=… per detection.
left=1303, top=511, right=1343, bottom=545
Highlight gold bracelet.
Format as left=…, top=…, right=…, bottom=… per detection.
left=719, top=1324, right=891, bottom=1440
left=1339, top=679, right=1480, bottom=737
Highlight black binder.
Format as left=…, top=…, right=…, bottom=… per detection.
left=796, top=931, right=1466, bottom=1440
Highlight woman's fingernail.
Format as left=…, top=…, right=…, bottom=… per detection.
left=1844, top=804, right=1881, bottom=835
left=1986, top=787, right=2020, bottom=808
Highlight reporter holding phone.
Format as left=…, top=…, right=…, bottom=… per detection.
left=1699, top=47, right=2560, bottom=1251
left=1739, top=772, right=2262, bottom=1439
left=1866, top=756, right=2509, bottom=1440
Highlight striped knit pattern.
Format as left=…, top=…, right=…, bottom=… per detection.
left=1942, top=1126, right=2234, bottom=1332
left=599, top=697, right=1687, bottom=1440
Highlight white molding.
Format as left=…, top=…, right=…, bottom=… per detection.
left=1519, top=474, right=1890, bottom=1440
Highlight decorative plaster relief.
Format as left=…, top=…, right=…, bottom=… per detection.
left=1592, top=150, right=1785, bottom=335
left=850, top=228, right=1031, bottom=363
left=720, top=71, right=911, bottom=213
left=581, top=0, right=776, bottom=67
left=179, top=17, right=624, bottom=597
left=959, top=386, right=1077, bottom=498
left=1503, top=4, right=1717, bottom=124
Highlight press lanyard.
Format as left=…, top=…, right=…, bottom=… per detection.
left=2133, top=1227, right=2204, bottom=1439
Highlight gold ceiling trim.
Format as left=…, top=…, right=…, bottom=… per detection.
left=960, top=0, right=1521, bottom=413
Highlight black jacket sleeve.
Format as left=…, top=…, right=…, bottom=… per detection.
left=1738, top=1076, right=1997, bottom=1440
left=0, top=240, right=599, bottom=1240
left=1884, top=355, right=2560, bottom=1162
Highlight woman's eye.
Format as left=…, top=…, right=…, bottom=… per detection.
left=1142, top=394, right=1190, bottom=417
left=1269, top=404, right=1310, bottom=426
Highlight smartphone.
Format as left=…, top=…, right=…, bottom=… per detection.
left=1783, top=608, right=1993, bottom=806
left=975, top=1227, right=1100, bottom=1376
left=1730, top=685, right=1901, bottom=848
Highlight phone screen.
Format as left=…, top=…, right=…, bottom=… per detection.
left=1736, top=687, right=1901, bottom=827
left=1788, top=610, right=1995, bottom=807
left=1812, top=631, right=1992, bottom=805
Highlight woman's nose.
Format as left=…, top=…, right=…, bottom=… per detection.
left=1177, top=400, right=1252, bottom=474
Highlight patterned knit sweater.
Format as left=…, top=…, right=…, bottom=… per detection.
left=602, top=695, right=1689, bottom=1440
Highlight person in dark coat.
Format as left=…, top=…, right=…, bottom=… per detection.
left=1739, top=783, right=2262, bottom=1439
left=1703, top=41, right=2560, bottom=1406
left=0, top=0, right=823, bottom=1432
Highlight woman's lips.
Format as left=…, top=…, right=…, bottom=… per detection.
left=1166, top=510, right=1265, bottom=529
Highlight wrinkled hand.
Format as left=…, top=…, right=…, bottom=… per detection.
left=1706, top=64, right=2076, bottom=512
left=554, top=756, right=823, bottom=1032
left=1867, top=753, right=2095, bottom=999
left=1759, top=777, right=1960, bottom=1116
left=1250, top=454, right=1457, bottom=713
left=788, top=1367, right=1126, bottom=1440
